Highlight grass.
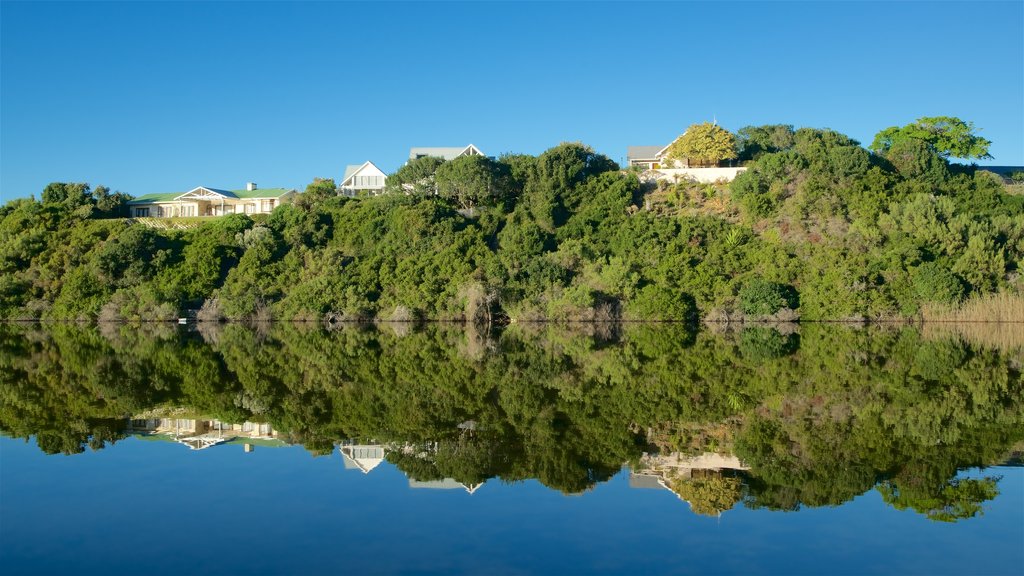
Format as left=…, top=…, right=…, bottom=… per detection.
left=922, top=322, right=1024, bottom=354
left=922, top=292, right=1024, bottom=323
left=921, top=292, right=1024, bottom=353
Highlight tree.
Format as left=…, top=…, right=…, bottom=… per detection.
left=434, top=155, right=510, bottom=211
left=870, top=116, right=992, bottom=161
left=292, top=177, right=337, bottom=210
left=92, top=186, right=133, bottom=216
left=664, top=122, right=737, bottom=167
left=387, top=156, right=446, bottom=195
left=305, top=177, right=338, bottom=201
left=736, top=124, right=796, bottom=161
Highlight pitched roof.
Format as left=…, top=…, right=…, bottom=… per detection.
left=627, top=146, right=663, bottom=161
left=408, top=144, right=484, bottom=161
left=128, top=192, right=181, bottom=204
left=341, top=161, right=386, bottom=186
left=343, top=164, right=362, bottom=181
left=230, top=188, right=295, bottom=199
left=128, top=186, right=295, bottom=204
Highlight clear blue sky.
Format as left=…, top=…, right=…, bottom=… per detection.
left=1, top=1, right=1022, bottom=201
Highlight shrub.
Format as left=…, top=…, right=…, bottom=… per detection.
left=626, top=285, right=696, bottom=321
left=911, top=262, right=965, bottom=304
left=738, top=278, right=796, bottom=316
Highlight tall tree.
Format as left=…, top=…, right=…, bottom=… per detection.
left=870, top=116, right=992, bottom=161
left=736, top=124, right=796, bottom=161
left=435, top=155, right=510, bottom=211
left=387, top=156, right=446, bottom=195
left=665, top=122, right=737, bottom=167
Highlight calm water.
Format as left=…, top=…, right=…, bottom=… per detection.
left=1, top=322, right=1022, bottom=575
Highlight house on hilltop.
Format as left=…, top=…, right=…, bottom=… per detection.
left=340, top=161, right=387, bottom=196
left=627, top=138, right=746, bottom=183
left=627, top=145, right=670, bottom=170
left=127, top=183, right=296, bottom=218
left=408, top=144, right=485, bottom=162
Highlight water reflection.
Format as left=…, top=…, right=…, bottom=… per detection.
left=1, top=321, right=1021, bottom=522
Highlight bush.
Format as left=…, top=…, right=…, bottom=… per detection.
left=626, top=285, right=696, bottom=321
left=738, top=278, right=796, bottom=316
left=912, top=262, right=965, bottom=304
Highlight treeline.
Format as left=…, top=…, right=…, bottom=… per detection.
left=1, top=322, right=1020, bottom=521
left=1, top=119, right=1021, bottom=322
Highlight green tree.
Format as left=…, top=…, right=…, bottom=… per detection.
left=736, top=124, right=796, bottom=162
left=870, top=116, right=993, bottom=161
left=388, top=156, right=446, bottom=194
left=435, top=155, right=510, bottom=211
left=294, top=178, right=337, bottom=209
left=665, top=122, right=737, bottom=167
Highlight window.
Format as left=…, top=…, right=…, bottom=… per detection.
left=134, top=207, right=150, bottom=217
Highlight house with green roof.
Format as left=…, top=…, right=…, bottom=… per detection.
left=127, top=182, right=297, bottom=218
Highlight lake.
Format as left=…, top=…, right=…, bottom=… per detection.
left=1, top=322, right=1022, bottom=575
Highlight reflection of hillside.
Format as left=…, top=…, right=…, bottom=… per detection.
left=2, top=322, right=1022, bottom=521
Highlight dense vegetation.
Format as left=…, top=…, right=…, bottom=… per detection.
left=1, top=119, right=1021, bottom=322
left=1, top=322, right=1020, bottom=522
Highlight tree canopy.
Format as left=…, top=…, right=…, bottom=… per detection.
left=664, top=122, right=737, bottom=167
left=870, top=116, right=993, bottom=161
left=435, top=155, right=511, bottom=210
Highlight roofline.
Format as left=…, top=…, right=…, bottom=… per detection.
left=341, top=160, right=384, bottom=187
left=130, top=187, right=296, bottom=204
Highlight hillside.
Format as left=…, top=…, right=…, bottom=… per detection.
left=1, top=124, right=1021, bottom=323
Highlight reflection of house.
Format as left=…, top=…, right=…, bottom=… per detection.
left=408, top=144, right=485, bottom=162
left=127, top=183, right=297, bottom=218
left=340, top=443, right=386, bottom=473
left=128, top=417, right=283, bottom=451
left=630, top=451, right=749, bottom=513
left=409, top=479, right=484, bottom=494
left=337, top=440, right=484, bottom=494
left=340, top=161, right=387, bottom=196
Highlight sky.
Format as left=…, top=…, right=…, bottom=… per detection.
left=1, top=1, right=1022, bottom=201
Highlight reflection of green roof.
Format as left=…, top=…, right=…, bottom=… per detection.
left=226, top=437, right=289, bottom=448
left=128, top=187, right=295, bottom=204
left=132, top=433, right=175, bottom=443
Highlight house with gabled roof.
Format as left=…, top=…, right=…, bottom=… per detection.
left=126, top=182, right=297, bottom=218
left=628, top=137, right=747, bottom=183
left=340, top=161, right=387, bottom=196
left=408, top=144, right=485, bottom=162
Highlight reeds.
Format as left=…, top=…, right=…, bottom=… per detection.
left=921, top=292, right=1024, bottom=353
left=922, top=292, right=1024, bottom=323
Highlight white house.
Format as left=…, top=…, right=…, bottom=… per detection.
left=127, top=183, right=297, bottom=218
left=408, top=144, right=485, bottom=162
left=627, top=140, right=746, bottom=183
left=340, top=161, right=387, bottom=196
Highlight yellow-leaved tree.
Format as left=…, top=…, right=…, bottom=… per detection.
left=665, top=122, right=737, bottom=167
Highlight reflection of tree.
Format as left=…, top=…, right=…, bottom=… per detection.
left=667, top=471, right=744, bottom=517
left=878, top=476, right=1000, bottom=523
left=1, top=322, right=1021, bottom=520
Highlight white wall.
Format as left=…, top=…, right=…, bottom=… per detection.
left=654, top=167, right=747, bottom=183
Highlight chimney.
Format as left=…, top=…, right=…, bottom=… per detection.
left=246, top=182, right=257, bottom=191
